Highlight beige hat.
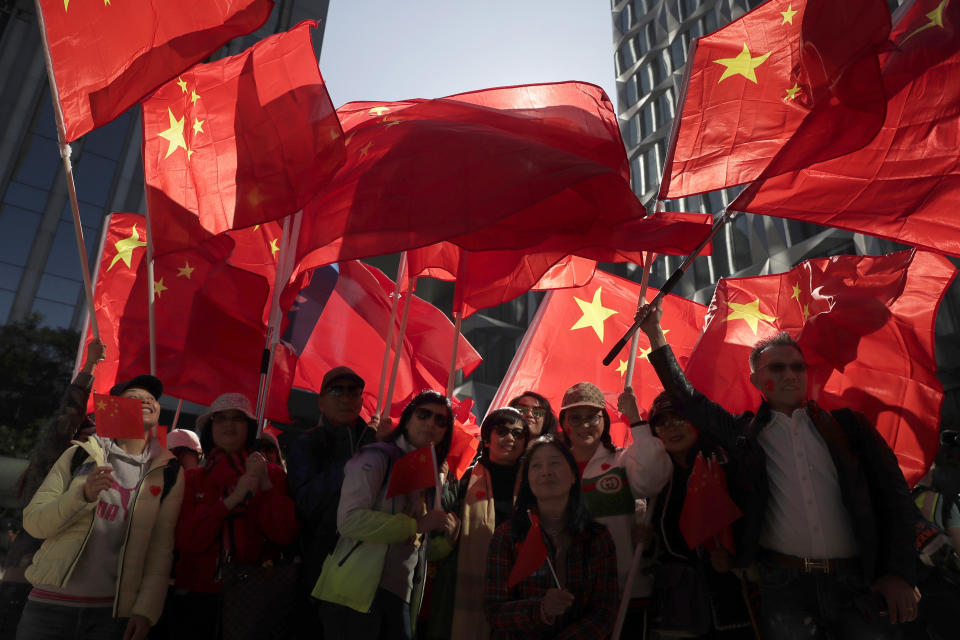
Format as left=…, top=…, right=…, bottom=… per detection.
left=166, top=428, right=202, bottom=453
left=196, top=393, right=256, bottom=432
left=560, top=382, right=606, bottom=411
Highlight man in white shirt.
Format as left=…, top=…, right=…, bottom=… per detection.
left=638, top=303, right=919, bottom=639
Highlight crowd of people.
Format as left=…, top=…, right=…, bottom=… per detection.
left=2, top=300, right=960, bottom=640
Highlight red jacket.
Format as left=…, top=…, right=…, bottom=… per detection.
left=174, top=449, right=299, bottom=593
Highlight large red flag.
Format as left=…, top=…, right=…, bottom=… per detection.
left=142, top=21, right=345, bottom=257
left=446, top=398, right=482, bottom=481
left=82, top=213, right=294, bottom=420
left=292, top=82, right=679, bottom=273
left=283, top=262, right=482, bottom=422
left=678, top=453, right=743, bottom=552
left=682, top=250, right=956, bottom=484
left=732, top=0, right=960, bottom=256
left=660, top=0, right=890, bottom=199
left=493, top=270, right=706, bottom=447
left=39, top=0, right=273, bottom=142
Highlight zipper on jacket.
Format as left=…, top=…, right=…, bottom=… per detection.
left=112, top=461, right=168, bottom=616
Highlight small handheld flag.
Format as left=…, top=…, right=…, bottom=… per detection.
left=93, top=393, right=145, bottom=439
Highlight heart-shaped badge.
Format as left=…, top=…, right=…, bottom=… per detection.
left=149, top=485, right=162, bottom=497
left=600, top=463, right=611, bottom=471
left=475, top=490, right=487, bottom=499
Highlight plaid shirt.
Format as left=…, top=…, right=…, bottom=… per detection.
left=483, top=519, right=619, bottom=639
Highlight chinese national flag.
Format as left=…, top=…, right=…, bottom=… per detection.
left=282, top=262, right=482, bottom=422
left=682, top=250, right=956, bottom=484
left=678, top=453, right=742, bottom=552
left=82, top=213, right=293, bottom=420
left=92, top=393, right=144, bottom=439
left=661, top=0, right=890, bottom=199
left=292, top=82, right=667, bottom=271
left=493, top=270, right=706, bottom=447
left=732, top=0, right=960, bottom=257
left=508, top=513, right=549, bottom=589
left=446, top=398, right=481, bottom=481
left=386, top=446, right=437, bottom=499
left=142, top=20, right=345, bottom=257
left=406, top=211, right=713, bottom=317
left=39, top=0, right=273, bottom=142
left=79, top=213, right=149, bottom=404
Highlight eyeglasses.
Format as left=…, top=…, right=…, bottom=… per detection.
left=565, top=413, right=603, bottom=427
left=653, top=417, right=689, bottom=431
left=762, top=362, right=808, bottom=374
left=325, top=385, right=363, bottom=398
left=493, top=424, right=526, bottom=439
left=515, top=406, right=546, bottom=418
left=414, top=407, right=449, bottom=428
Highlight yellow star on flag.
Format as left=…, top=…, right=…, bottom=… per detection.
left=193, top=117, right=204, bottom=135
left=384, top=119, right=402, bottom=128
left=177, top=261, right=195, bottom=279
left=902, top=0, right=948, bottom=43
left=269, top=238, right=280, bottom=258
left=714, top=43, right=772, bottom=84
left=784, top=83, right=800, bottom=100
left=154, top=278, right=168, bottom=298
left=158, top=108, right=187, bottom=159
left=176, top=77, right=188, bottom=93
left=108, top=225, right=147, bottom=270
left=616, top=359, right=629, bottom=377
left=803, top=304, right=811, bottom=321
left=723, top=298, right=777, bottom=335
left=781, top=4, right=799, bottom=25
left=791, top=284, right=802, bottom=300
left=96, top=400, right=107, bottom=410
left=570, top=288, right=617, bottom=342
left=369, top=106, right=390, bottom=116
left=359, top=141, right=374, bottom=158
left=190, top=89, right=201, bottom=104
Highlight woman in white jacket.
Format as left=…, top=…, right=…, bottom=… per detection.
left=558, top=381, right=672, bottom=636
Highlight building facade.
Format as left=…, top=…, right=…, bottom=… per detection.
left=609, top=0, right=960, bottom=426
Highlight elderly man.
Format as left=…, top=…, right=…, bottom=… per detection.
left=637, top=303, right=918, bottom=640
left=287, top=367, right=379, bottom=601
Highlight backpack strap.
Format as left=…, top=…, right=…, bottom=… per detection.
left=69, top=446, right=89, bottom=477
left=160, top=459, right=181, bottom=501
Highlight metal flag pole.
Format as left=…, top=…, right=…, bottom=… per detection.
left=375, top=253, right=408, bottom=418
left=603, top=209, right=738, bottom=366
left=144, top=210, right=158, bottom=375
left=254, top=211, right=302, bottom=433
left=445, top=310, right=463, bottom=398
left=385, top=275, right=416, bottom=419
left=623, top=252, right=654, bottom=389
left=33, top=0, right=99, bottom=339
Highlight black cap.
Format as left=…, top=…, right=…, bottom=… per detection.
left=649, top=392, right=678, bottom=426
left=110, top=374, right=163, bottom=401
left=320, top=366, right=364, bottom=393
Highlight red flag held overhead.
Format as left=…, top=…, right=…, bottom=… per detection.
left=38, top=0, right=273, bottom=142
left=142, top=21, right=345, bottom=257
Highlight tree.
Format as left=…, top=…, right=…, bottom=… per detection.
left=0, top=314, right=80, bottom=458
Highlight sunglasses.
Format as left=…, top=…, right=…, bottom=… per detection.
left=762, top=362, right=808, bottom=373
left=515, top=406, right=546, bottom=418
left=414, top=407, right=449, bottom=428
left=493, top=424, right=526, bottom=439
left=325, top=385, right=363, bottom=398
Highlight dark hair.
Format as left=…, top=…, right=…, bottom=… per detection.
left=384, top=390, right=454, bottom=464
left=508, top=391, right=559, bottom=436
left=749, top=331, right=804, bottom=373
left=480, top=407, right=529, bottom=445
left=558, top=407, right=617, bottom=453
left=200, top=416, right=258, bottom=454
left=512, top=435, right=592, bottom=538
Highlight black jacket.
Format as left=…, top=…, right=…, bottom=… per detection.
left=649, top=345, right=917, bottom=586
left=285, top=416, right=375, bottom=582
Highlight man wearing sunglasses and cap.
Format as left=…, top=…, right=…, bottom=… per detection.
left=17, top=372, right=184, bottom=640
left=637, top=303, right=918, bottom=640
left=287, top=366, right=379, bottom=620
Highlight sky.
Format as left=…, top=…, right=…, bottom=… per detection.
left=318, top=0, right=618, bottom=109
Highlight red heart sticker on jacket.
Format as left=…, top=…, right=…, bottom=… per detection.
left=149, top=485, right=162, bottom=496
left=601, top=463, right=611, bottom=471
left=475, top=490, right=487, bottom=499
